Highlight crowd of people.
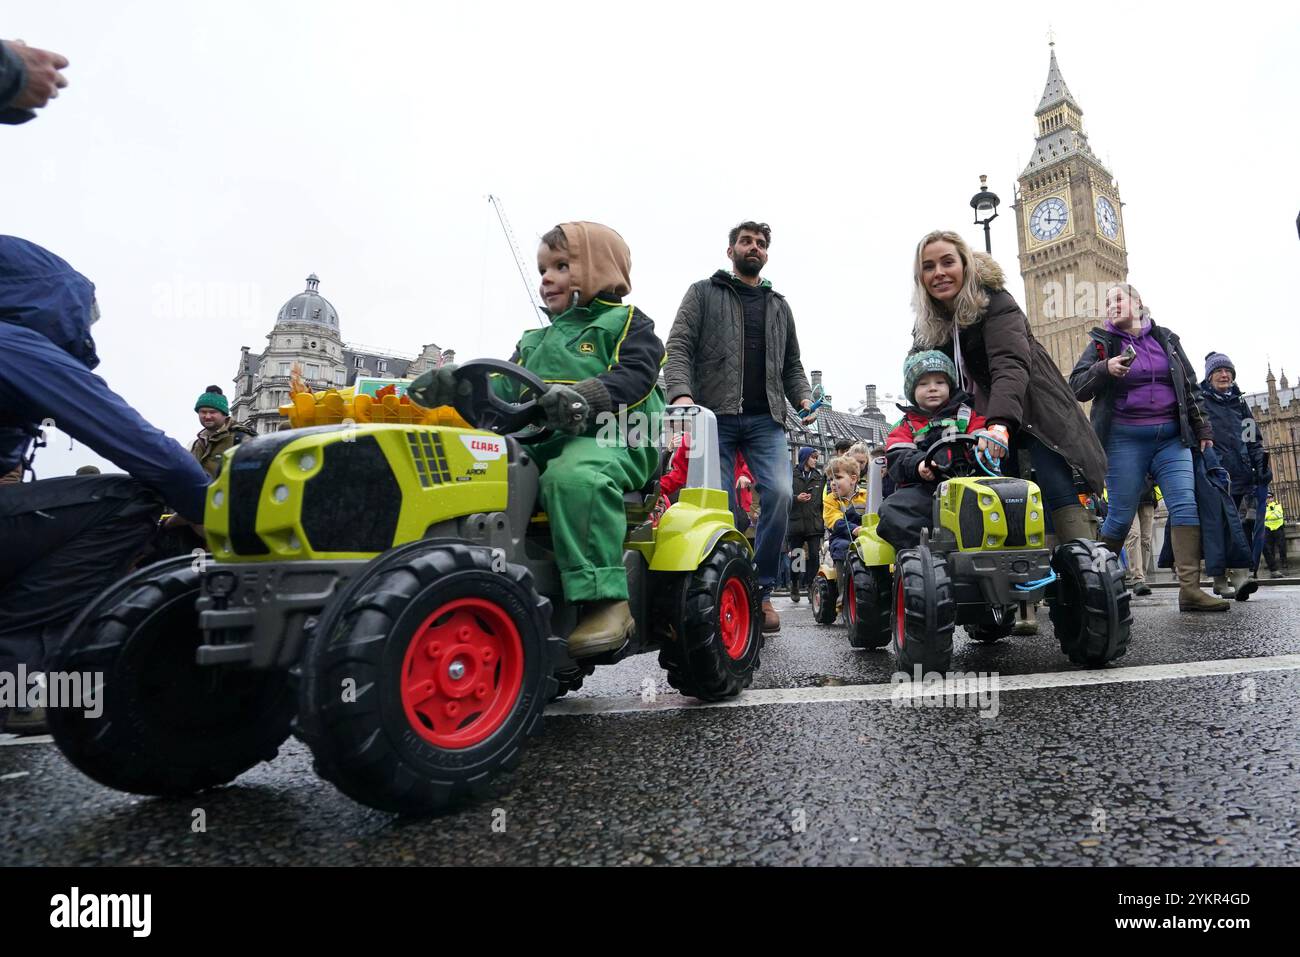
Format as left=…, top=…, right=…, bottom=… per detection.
left=762, top=232, right=1288, bottom=617
left=0, top=38, right=1291, bottom=741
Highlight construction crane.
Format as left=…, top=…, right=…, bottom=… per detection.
left=487, top=194, right=546, bottom=327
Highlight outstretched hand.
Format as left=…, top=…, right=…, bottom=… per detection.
left=3, top=40, right=69, bottom=110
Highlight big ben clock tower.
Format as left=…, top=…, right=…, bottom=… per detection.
left=1014, top=41, right=1129, bottom=376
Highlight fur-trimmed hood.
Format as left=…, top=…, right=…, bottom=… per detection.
left=970, top=251, right=1006, bottom=292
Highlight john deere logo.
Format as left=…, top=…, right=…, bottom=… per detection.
left=578, top=342, right=595, bottom=354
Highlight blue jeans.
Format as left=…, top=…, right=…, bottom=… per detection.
left=1021, top=434, right=1080, bottom=513
left=717, top=414, right=792, bottom=595
left=1100, top=421, right=1198, bottom=540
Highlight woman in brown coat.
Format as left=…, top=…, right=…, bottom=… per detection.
left=910, top=229, right=1105, bottom=542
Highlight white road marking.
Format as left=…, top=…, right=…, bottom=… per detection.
left=0, top=771, right=30, bottom=781
left=5, top=657, right=1297, bottom=732
left=0, top=734, right=53, bottom=747
left=545, top=654, right=1300, bottom=717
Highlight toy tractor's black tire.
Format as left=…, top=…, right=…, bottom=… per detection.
left=846, top=557, right=892, bottom=650
left=47, top=557, right=294, bottom=796
left=811, top=574, right=838, bottom=625
left=549, top=663, right=596, bottom=701
left=657, top=539, right=763, bottom=702
left=1048, top=540, right=1133, bottom=667
left=890, top=549, right=955, bottom=676
left=965, top=609, right=1018, bottom=644
left=295, top=542, right=562, bottom=815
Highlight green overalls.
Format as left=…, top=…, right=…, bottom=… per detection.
left=509, top=299, right=665, bottom=602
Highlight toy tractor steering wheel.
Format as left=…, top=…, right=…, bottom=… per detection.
left=451, top=359, right=553, bottom=442
left=922, top=433, right=982, bottom=478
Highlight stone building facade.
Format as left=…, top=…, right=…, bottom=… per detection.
left=230, top=274, right=451, bottom=434
left=1244, top=365, right=1300, bottom=527
left=1013, top=43, right=1130, bottom=377
left=779, top=370, right=890, bottom=461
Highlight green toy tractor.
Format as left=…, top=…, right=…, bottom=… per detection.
left=47, top=360, right=762, bottom=814
left=845, top=435, right=1131, bottom=673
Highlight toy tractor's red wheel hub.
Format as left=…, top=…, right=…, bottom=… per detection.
left=400, top=597, right=524, bottom=749
left=719, top=577, right=751, bottom=660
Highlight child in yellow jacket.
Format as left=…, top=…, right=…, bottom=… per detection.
left=823, top=455, right=868, bottom=563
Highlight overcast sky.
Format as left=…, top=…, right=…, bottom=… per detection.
left=6, top=0, right=1298, bottom=476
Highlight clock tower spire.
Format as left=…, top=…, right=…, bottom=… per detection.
left=1014, top=40, right=1130, bottom=376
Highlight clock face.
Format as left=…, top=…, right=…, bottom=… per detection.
left=1029, top=197, right=1069, bottom=242
left=1095, top=196, right=1119, bottom=240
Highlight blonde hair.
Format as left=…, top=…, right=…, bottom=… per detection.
left=1104, top=282, right=1152, bottom=321
left=827, top=455, right=860, bottom=480
left=911, top=229, right=990, bottom=349
left=847, top=441, right=871, bottom=458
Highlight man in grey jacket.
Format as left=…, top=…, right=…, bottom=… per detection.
left=664, top=221, right=815, bottom=633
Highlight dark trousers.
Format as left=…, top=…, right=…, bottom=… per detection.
left=0, top=476, right=162, bottom=677
left=1264, top=527, right=1288, bottom=571
left=877, top=484, right=936, bottom=553
left=788, top=535, right=821, bottom=592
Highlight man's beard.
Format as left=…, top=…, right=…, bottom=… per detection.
left=732, top=253, right=763, bottom=278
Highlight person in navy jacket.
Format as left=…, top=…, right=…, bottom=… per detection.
left=0, top=236, right=210, bottom=732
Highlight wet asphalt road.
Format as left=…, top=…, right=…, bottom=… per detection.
left=3, top=586, right=1298, bottom=866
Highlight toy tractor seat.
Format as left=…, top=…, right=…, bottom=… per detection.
left=527, top=445, right=667, bottom=529
left=622, top=444, right=671, bottom=508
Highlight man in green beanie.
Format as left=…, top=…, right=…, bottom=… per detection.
left=190, top=385, right=255, bottom=480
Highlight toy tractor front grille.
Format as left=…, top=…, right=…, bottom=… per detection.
left=205, top=424, right=512, bottom=562
left=936, top=477, right=1045, bottom=551
left=406, top=431, right=453, bottom=487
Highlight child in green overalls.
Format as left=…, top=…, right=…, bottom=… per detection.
left=409, top=222, right=665, bottom=657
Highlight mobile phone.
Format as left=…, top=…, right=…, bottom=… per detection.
left=1120, top=344, right=1137, bottom=363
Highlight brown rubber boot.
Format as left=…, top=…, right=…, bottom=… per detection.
left=1050, top=505, right=1095, bottom=544
left=761, top=598, right=781, bottom=633
left=567, top=600, right=634, bottom=657
left=1171, top=526, right=1230, bottom=612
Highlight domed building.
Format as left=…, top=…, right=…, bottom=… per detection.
left=230, top=273, right=450, bottom=434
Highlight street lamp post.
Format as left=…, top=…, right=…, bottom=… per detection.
left=970, top=174, right=1000, bottom=254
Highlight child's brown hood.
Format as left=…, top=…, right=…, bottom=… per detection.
left=556, top=221, right=631, bottom=305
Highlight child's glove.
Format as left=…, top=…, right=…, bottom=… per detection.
left=539, top=384, right=590, bottom=433
left=408, top=364, right=463, bottom=409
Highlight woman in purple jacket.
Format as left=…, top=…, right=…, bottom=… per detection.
left=1069, top=284, right=1227, bottom=612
